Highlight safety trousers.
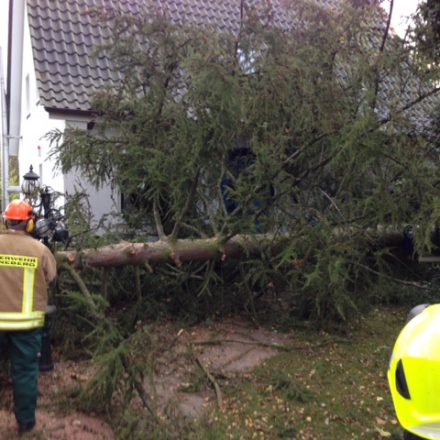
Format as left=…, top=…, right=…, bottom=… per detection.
left=0, top=328, right=42, bottom=424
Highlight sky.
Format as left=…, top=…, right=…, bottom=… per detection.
left=389, top=0, right=421, bottom=37
left=0, top=0, right=424, bottom=80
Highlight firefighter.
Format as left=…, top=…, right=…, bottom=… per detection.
left=0, top=199, right=57, bottom=434
left=388, top=303, right=440, bottom=440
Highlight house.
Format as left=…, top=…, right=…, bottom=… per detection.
left=4, top=0, right=439, bottom=224
left=5, top=0, right=120, bottom=220
left=6, top=0, right=302, bottom=222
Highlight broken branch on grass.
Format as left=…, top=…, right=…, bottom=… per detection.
left=192, top=338, right=292, bottom=352
left=120, top=356, right=158, bottom=418
left=195, top=356, right=223, bottom=408
left=358, top=263, right=432, bottom=289
left=192, top=337, right=351, bottom=351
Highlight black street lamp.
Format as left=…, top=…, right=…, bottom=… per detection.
left=21, top=165, right=55, bottom=219
left=21, top=165, right=41, bottom=200
left=21, top=164, right=58, bottom=372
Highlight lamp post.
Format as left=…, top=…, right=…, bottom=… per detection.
left=21, top=165, right=40, bottom=201
left=21, top=164, right=56, bottom=372
left=22, top=165, right=56, bottom=220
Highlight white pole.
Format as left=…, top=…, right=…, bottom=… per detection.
left=8, top=0, right=25, bottom=157
left=0, top=46, right=8, bottom=210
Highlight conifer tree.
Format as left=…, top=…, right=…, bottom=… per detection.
left=51, top=0, right=440, bottom=322
left=413, top=0, right=440, bottom=67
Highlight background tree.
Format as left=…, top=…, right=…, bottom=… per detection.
left=50, top=0, right=440, bottom=325
left=412, top=0, right=440, bottom=68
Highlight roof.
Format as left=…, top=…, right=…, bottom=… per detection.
left=26, top=0, right=440, bottom=134
left=26, top=0, right=317, bottom=113
left=27, top=0, right=116, bottom=113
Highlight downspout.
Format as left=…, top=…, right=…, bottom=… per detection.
left=0, top=47, right=8, bottom=210
left=8, top=0, right=25, bottom=157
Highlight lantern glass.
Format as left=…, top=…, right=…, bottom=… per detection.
left=21, top=165, right=41, bottom=198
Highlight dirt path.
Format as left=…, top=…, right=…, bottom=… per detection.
left=0, top=361, right=114, bottom=439
left=0, top=318, right=291, bottom=438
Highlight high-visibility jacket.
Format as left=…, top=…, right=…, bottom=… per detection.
left=0, top=231, right=57, bottom=330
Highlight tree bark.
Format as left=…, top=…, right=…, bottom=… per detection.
left=55, top=230, right=407, bottom=269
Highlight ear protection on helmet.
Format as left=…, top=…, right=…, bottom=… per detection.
left=26, top=218, right=35, bottom=233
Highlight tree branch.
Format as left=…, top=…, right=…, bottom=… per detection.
left=378, top=85, right=440, bottom=127
left=59, top=263, right=101, bottom=316
left=195, top=356, right=223, bottom=408
left=170, top=168, right=201, bottom=241
left=196, top=190, right=219, bottom=236
left=380, top=0, right=393, bottom=54
left=153, top=200, right=166, bottom=240
left=371, top=0, right=394, bottom=111
left=192, top=338, right=291, bottom=351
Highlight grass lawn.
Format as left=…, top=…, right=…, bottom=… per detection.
left=0, top=305, right=408, bottom=439
left=190, top=306, right=407, bottom=440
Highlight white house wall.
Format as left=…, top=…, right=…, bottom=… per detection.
left=20, top=6, right=64, bottom=196
left=20, top=7, right=120, bottom=224
left=64, top=166, right=121, bottom=228
left=64, top=121, right=121, bottom=227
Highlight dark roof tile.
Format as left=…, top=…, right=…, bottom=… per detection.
left=26, top=0, right=439, bottom=133
left=27, top=0, right=299, bottom=112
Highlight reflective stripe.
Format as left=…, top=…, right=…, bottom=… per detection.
left=0, top=311, right=45, bottom=330
left=0, top=312, right=45, bottom=320
left=22, top=267, right=36, bottom=314
left=412, top=424, right=440, bottom=438
left=0, top=319, right=44, bottom=330
left=0, top=254, right=39, bottom=329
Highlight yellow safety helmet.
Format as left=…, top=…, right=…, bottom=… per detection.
left=388, top=304, right=440, bottom=440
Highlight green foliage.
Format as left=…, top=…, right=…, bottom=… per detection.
left=78, top=328, right=153, bottom=414
left=412, top=0, right=440, bottom=68
left=48, top=1, right=440, bottom=326
left=266, top=369, right=314, bottom=403
left=17, top=2, right=440, bottom=430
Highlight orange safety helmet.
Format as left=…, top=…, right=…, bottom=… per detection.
left=3, top=200, right=34, bottom=221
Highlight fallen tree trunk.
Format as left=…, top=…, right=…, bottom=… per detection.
left=55, top=229, right=408, bottom=269
left=56, top=234, right=279, bottom=268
